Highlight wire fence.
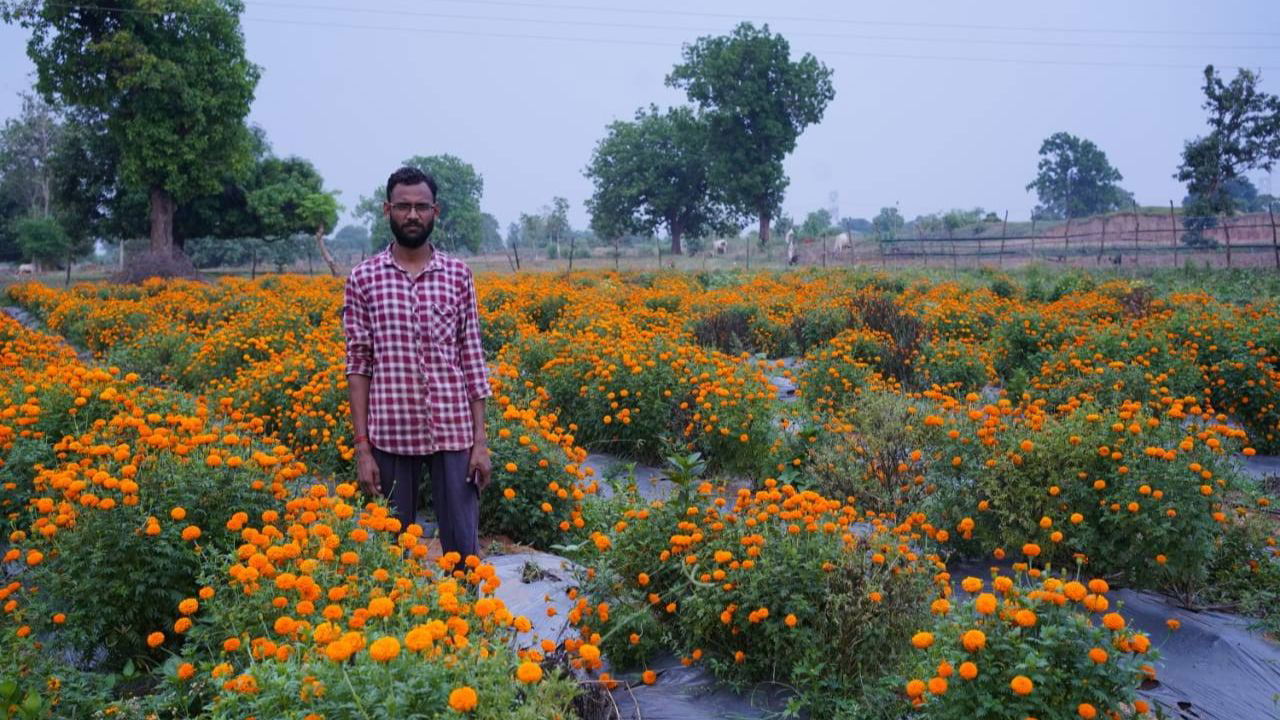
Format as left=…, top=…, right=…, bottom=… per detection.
left=790, top=203, right=1280, bottom=271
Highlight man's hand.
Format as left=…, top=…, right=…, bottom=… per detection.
left=356, top=447, right=381, bottom=498
left=468, top=444, right=492, bottom=492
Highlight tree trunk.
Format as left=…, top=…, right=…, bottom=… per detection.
left=669, top=223, right=683, bottom=256
left=149, top=186, right=177, bottom=256
left=315, top=223, right=339, bottom=277
left=757, top=211, right=771, bottom=249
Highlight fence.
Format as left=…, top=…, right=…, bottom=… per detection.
left=792, top=203, right=1280, bottom=271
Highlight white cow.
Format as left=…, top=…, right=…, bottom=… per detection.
left=17, top=263, right=35, bottom=275
left=713, top=238, right=727, bottom=255
left=787, top=234, right=798, bottom=265
left=831, top=232, right=852, bottom=251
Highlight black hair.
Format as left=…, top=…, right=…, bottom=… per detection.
left=385, top=166, right=438, bottom=201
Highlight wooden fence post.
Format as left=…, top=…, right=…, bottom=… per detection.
left=1270, top=203, right=1279, bottom=270
left=1169, top=200, right=1178, bottom=268
left=1132, top=204, right=1140, bottom=269
left=999, top=210, right=1008, bottom=268
left=1223, top=214, right=1233, bottom=269
left=1063, top=215, right=1072, bottom=263
left=1097, top=215, right=1108, bottom=265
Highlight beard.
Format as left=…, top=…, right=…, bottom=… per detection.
left=390, top=215, right=434, bottom=249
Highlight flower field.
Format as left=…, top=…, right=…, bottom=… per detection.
left=1, top=266, right=1278, bottom=719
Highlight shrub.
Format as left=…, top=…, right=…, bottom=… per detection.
left=901, top=568, right=1153, bottom=719
left=570, top=474, right=938, bottom=718
left=7, top=407, right=284, bottom=670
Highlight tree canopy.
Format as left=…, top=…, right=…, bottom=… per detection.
left=1026, top=132, right=1132, bottom=220
left=4, top=0, right=261, bottom=261
left=667, top=22, right=834, bottom=247
left=585, top=105, right=734, bottom=254
left=1177, top=65, right=1280, bottom=218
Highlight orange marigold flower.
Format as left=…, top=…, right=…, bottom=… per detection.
left=516, top=661, right=543, bottom=684
left=1009, top=675, right=1033, bottom=695
left=448, top=686, right=478, bottom=712
left=146, top=631, right=165, bottom=648
left=958, top=661, right=978, bottom=680
left=911, top=631, right=934, bottom=649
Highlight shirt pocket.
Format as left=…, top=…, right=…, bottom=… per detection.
left=427, top=302, right=459, bottom=346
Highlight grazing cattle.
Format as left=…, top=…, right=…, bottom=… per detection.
left=713, top=238, right=727, bottom=255
left=17, top=263, right=35, bottom=275
left=787, top=235, right=799, bottom=265
left=831, top=232, right=852, bottom=251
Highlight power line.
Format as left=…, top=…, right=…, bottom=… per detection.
left=298, top=0, right=1280, bottom=39
left=33, top=3, right=1280, bottom=72
left=238, top=0, right=1280, bottom=52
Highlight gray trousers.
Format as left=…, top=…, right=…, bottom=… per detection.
left=371, top=446, right=478, bottom=559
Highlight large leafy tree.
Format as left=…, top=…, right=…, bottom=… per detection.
left=248, top=156, right=341, bottom=275
left=355, top=154, right=485, bottom=253
left=0, top=93, right=64, bottom=261
left=667, top=22, right=834, bottom=248
left=871, top=207, right=904, bottom=244
left=1026, top=132, right=1132, bottom=220
left=798, top=208, right=834, bottom=239
left=3, top=0, right=261, bottom=261
left=585, top=105, right=735, bottom=254
left=1177, top=65, right=1280, bottom=221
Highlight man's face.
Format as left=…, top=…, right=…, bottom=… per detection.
left=384, top=182, right=436, bottom=249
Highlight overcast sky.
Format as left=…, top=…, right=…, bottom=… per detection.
left=2, top=0, right=1279, bottom=234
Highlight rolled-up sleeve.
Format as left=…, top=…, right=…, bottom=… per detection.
left=457, top=269, right=492, bottom=400
left=342, top=274, right=374, bottom=377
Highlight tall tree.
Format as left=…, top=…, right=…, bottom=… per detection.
left=585, top=105, right=735, bottom=254
left=355, top=154, right=485, bottom=253
left=3, top=0, right=261, bottom=262
left=0, top=93, right=64, bottom=261
left=248, top=156, right=341, bottom=275
left=1177, top=65, right=1280, bottom=220
left=667, top=22, right=834, bottom=248
left=1026, top=132, right=1132, bottom=220
left=0, top=93, right=62, bottom=218
left=871, top=207, right=904, bottom=243
left=798, top=208, right=834, bottom=239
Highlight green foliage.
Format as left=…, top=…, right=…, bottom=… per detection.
left=13, top=215, right=80, bottom=267
left=872, top=207, right=905, bottom=244
left=667, top=22, right=835, bottom=242
left=356, top=154, right=486, bottom=253
left=902, top=570, right=1151, bottom=720
left=798, top=208, right=835, bottom=239
left=8, top=0, right=262, bottom=251
left=585, top=105, right=736, bottom=254
left=1025, top=132, right=1132, bottom=220
left=1176, top=65, right=1280, bottom=219
left=573, top=471, right=934, bottom=719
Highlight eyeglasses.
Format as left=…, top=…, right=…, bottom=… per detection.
left=390, top=202, right=437, bottom=215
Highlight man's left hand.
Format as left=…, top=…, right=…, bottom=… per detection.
left=468, top=444, right=492, bottom=492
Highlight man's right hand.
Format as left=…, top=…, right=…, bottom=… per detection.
left=356, top=447, right=381, bottom=498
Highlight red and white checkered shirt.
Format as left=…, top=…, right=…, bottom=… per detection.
left=342, top=244, right=491, bottom=455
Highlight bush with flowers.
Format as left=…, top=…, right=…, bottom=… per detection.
left=479, top=389, right=595, bottom=548
left=6, top=397, right=285, bottom=669
left=919, top=395, right=1266, bottom=590
left=131, top=487, right=579, bottom=719
left=900, top=567, right=1155, bottom=720
left=567, top=468, right=938, bottom=718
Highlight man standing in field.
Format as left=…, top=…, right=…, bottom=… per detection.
left=342, top=166, right=492, bottom=559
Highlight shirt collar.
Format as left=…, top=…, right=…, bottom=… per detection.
left=379, top=243, right=445, bottom=275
